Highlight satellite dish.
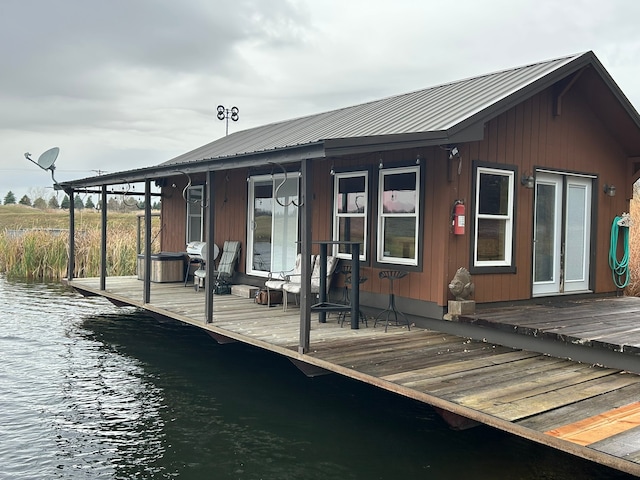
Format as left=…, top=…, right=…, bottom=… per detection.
left=37, top=147, right=59, bottom=170
left=24, top=147, right=61, bottom=187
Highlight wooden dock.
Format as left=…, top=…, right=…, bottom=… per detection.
left=67, top=277, right=640, bottom=476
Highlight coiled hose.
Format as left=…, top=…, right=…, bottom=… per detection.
left=609, top=216, right=630, bottom=289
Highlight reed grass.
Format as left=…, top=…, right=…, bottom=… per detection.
left=626, top=197, right=640, bottom=296
left=0, top=206, right=159, bottom=280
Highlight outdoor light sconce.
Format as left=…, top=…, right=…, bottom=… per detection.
left=521, top=174, right=535, bottom=189
left=604, top=184, right=616, bottom=197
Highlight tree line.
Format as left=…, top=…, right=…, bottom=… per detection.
left=2, top=191, right=161, bottom=211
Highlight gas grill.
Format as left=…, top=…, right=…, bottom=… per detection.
left=184, top=242, right=219, bottom=287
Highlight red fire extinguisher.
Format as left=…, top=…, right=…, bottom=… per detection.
left=452, top=200, right=465, bottom=235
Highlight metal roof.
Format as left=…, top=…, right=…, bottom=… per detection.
left=161, top=52, right=589, bottom=166
left=60, top=50, right=640, bottom=188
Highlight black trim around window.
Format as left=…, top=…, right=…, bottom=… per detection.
left=469, top=160, right=517, bottom=275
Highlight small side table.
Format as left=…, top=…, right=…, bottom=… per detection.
left=374, top=270, right=410, bottom=332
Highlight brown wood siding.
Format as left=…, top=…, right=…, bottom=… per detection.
left=157, top=75, right=634, bottom=311
left=446, top=83, right=631, bottom=304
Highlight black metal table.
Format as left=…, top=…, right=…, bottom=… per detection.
left=311, top=241, right=361, bottom=329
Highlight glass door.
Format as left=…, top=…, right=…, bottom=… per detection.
left=532, top=172, right=591, bottom=296
left=247, top=174, right=299, bottom=276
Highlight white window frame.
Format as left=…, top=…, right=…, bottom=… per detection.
left=185, top=185, right=204, bottom=243
left=377, top=165, right=420, bottom=266
left=246, top=173, right=299, bottom=277
left=332, top=170, right=368, bottom=261
left=473, top=166, right=514, bottom=268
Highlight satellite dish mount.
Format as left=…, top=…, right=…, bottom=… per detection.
left=24, top=147, right=61, bottom=188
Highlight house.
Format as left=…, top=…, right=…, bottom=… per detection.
left=59, top=51, right=640, bottom=350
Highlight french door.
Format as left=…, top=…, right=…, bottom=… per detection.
left=532, top=172, right=592, bottom=296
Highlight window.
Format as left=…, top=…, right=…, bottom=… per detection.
left=185, top=185, right=204, bottom=243
left=332, top=171, right=368, bottom=261
left=377, top=166, right=419, bottom=266
left=247, top=174, right=299, bottom=276
left=473, top=166, right=514, bottom=268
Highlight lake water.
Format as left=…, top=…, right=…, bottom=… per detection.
left=0, top=275, right=633, bottom=479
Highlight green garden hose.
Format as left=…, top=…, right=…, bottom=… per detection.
left=609, top=216, right=630, bottom=289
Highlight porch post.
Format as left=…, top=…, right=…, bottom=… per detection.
left=67, top=189, right=75, bottom=281
left=205, top=170, right=215, bottom=323
left=143, top=179, right=152, bottom=304
left=100, top=185, right=107, bottom=291
left=299, top=158, right=313, bottom=353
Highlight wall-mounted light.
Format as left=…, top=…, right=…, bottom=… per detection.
left=521, top=174, right=535, bottom=189
left=604, top=184, right=616, bottom=197
left=416, top=154, right=421, bottom=165
left=379, top=157, right=384, bottom=169
left=330, top=163, right=335, bottom=176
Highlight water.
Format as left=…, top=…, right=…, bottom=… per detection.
left=0, top=276, right=633, bottom=480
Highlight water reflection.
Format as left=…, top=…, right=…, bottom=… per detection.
left=0, top=277, right=634, bottom=479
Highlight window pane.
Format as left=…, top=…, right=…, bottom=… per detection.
left=479, top=173, right=509, bottom=215
left=252, top=181, right=273, bottom=271
left=338, top=176, right=366, bottom=213
left=534, top=183, right=555, bottom=282
left=383, top=172, right=416, bottom=214
left=383, top=217, right=416, bottom=259
left=477, top=218, right=506, bottom=262
left=337, top=217, right=364, bottom=255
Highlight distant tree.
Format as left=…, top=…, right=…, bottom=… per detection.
left=48, top=196, right=60, bottom=209
left=60, top=194, right=70, bottom=209
left=107, top=197, right=121, bottom=211
left=4, top=191, right=16, bottom=205
left=33, top=197, right=47, bottom=210
left=152, top=200, right=161, bottom=210
left=137, top=200, right=146, bottom=210
left=84, top=196, right=95, bottom=209
left=74, top=196, right=84, bottom=210
left=19, top=195, right=32, bottom=206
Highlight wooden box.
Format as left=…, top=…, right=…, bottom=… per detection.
left=137, top=252, right=185, bottom=283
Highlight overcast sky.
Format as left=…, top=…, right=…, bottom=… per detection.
left=1, top=0, right=639, bottom=203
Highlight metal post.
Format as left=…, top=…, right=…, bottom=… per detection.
left=100, top=185, right=107, bottom=290
left=318, top=242, right=327, bottom=323
left=205, top=170, right=215, bottom=324
left=299, top=159, right=312, bottom=353
left=67, top=190, right=75, bottom=281
left=350, top=243, right=360, bottom=329
left=143, top=180, right=151, bottom=304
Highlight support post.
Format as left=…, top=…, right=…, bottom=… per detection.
left=205, top=170, right=215, bottom=324
left=143, top=179, right=152, bottom=304
left=67, top=190, right=75, bottom=281
left=350, top=243, right=360, bottom=329
left=100, top=185, right=107, bottom=291
left=299, top=159, right=312, bottom=353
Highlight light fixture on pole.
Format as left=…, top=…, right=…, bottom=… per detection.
left=217, top=105, right=239, bottom=136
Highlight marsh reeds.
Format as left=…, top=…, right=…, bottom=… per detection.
left=0, top=207, right=160, bottom=280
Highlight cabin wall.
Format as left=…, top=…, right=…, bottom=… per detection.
left=447, top=85, right=630, bottom=304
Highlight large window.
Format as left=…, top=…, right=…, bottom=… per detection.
left=333, top=171, right=368, bottom=261
left=377, top=166, right=420, bottom=266
left=247, top=174, right=299, bottom=276
left=185, top=185, right=204, bottom=243
left=473, top=166, right=514, bottom=268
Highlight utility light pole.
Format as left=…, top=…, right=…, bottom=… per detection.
left=217, top=105, right=239, bottom=136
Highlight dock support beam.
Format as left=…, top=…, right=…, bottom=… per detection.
left=67, top=190, right=75, bottom=281
left=100, top=185, right=107, bottom=291
left=299, top=158, right=312, bottom=353
left=143, top=179, right=152, bottom=304
left=205, top=170, right=215, bottom=324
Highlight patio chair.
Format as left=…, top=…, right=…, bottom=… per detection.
left=264, top=253, right=315, bottom=307
left=282, top=255, right=338, bottom=311
left=194, top=240, right=241, bottom=292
